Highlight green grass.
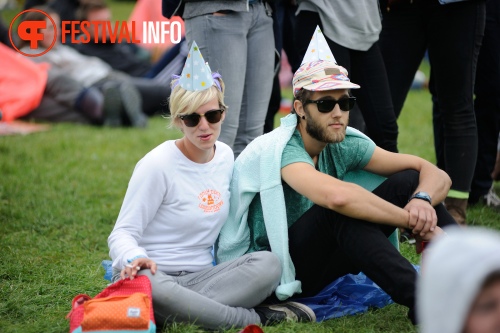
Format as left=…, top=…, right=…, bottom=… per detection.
left=1, top=1, right=499, bottom=333
left=398, top=89, right=435, bottom=162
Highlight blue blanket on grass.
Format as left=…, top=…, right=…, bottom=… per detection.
left=101, top=260, right=419, bottom=322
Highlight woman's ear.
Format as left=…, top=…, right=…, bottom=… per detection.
left=174, top=117, right=184, bottom=132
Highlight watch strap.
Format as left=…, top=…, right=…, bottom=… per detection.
left=409, top=191, right=432, bottom=204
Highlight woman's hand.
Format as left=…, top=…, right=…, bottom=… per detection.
left=120, top=257, right=157, bottom=280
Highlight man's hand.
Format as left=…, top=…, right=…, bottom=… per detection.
left=405, top=199, right=437, bottom=236
left=414, top=226, right=445, bottom=253
left=415, top=225, right=445, bottom=242
left=120, top=258, right=157, bottom=280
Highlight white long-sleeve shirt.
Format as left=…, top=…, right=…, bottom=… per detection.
left=108, top=140, right=234, bottom=274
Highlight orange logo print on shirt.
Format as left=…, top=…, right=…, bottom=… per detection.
left=198, top=189, right=223, bottom=213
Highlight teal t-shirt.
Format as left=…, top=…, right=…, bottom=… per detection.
left=247, top=128, right=375, bottom=252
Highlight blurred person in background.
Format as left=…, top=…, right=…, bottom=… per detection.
left=18, top=6, right=173, bottom=126
left=0, top=42, right=104, bottom=125
left=379, top=0, right=486, bottom=224
left=417, top=227, right=500, bottom=333
left=468, top=0, right=500, bottom=211
left=163, top=0, right=276, bottom=158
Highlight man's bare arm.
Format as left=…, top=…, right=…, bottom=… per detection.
left=363, top=147, right=451, bottom=206
left=281, top=162, right=411, bottom=229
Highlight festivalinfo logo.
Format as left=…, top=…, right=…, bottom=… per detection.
left=9, top=9, right=182, bottom=57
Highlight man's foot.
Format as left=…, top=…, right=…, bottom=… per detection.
left=254, top=302, right=316, bottom=325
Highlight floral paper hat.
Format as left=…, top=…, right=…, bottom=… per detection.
left=292, top=26, right=360, bottom=96
left=174, top=41, right=222, bottom=92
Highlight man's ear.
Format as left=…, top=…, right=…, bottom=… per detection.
left=293, top=99, right=303, bottom=113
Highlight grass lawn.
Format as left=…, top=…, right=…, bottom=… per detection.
left=1, top=1, right=499, bottom=333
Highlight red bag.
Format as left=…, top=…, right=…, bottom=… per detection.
left=67, top=275, right=156, bottom=333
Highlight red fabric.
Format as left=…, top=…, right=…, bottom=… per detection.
left=238, top=324, right=265, bottom=333
left=0, top=43, right=49, bottom=122
left=67, top=275, right=155, bottom=333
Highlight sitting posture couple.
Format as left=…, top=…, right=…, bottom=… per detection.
left=107, top=28, right=457, bottom=331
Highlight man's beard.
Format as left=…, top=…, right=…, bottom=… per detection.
left=305, top=112, right=348, bottom=143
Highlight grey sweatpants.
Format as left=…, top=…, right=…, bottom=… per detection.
left=113, top=251, right=281, bottom=331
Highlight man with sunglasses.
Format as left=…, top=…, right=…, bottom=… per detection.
left=216, top=27, right=458, bottom=324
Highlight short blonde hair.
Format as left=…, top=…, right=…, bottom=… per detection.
left=168, top=76, right=226, bottom=129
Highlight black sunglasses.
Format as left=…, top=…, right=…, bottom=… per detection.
left=178, top=109, right=224, bottom=127
left=305, top=97, right=356, bottom=113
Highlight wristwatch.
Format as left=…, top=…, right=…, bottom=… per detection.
left=409, top=191, right=432, bottom=205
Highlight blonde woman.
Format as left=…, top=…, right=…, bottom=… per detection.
left=107, top=42, right=314, bottom=331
